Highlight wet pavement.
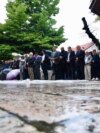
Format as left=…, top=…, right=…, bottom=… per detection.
left=0, top=80, right=100, bottom=133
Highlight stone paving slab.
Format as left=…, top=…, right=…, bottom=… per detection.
left=0, top=80, right=100, bottom=133
left=0, top=110, right=43, bottom=133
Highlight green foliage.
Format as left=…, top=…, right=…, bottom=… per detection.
left=0, top=0, right=66, bottom=59
left=95, top=16, right=100, bottom=22
left=0, top=45, right=14, bottom=60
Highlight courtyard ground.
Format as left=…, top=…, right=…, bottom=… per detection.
left=0, top=80, right=100, bottom=133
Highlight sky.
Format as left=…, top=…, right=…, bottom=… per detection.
left=55, top=0, right=100, bottom=46
left=0, top=0, right=7, bottom=23
left=0, top=0, right=100, bottom=47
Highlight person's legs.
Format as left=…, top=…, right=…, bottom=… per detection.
left=28, top=67, right=34, bottom=80
left=43, top=69, right=48, bottom=80
left=87, top=65, right=91, bottom=80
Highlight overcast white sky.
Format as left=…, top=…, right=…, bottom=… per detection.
left=56, top=0, right=100, bottom=46
left=0, top=0, right=100, bottom=46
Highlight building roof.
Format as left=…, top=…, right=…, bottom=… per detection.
left=71, top=42, right=94, bottom=51
left=57, top=41, right=95, bottom=52
left=90, top=0, right=100, bottom=16
left=79, top=42, right=94, bottom=50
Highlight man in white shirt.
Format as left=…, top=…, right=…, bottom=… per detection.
left=84, top=52, right=92, bottom=80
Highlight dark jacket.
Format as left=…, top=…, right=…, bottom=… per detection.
left=66, top=51, right=75, bottom=64
left=60, top=50, right=67, bottom=61
left=92, top=54, right=100, bottom=63
left=41, top=54, right=51, bottom=70
left=75, top=50, right=85, bottom=63
left=11, top=60, right=19, bottom=69
left=26, top=57, right=34, bottom=67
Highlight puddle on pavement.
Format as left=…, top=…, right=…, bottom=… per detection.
left=0, top=80, right=100, bottom=133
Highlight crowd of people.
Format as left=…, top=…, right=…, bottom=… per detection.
left=0, top=45, right=100, bottom=81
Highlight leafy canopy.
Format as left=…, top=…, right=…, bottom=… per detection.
left=0, top=0, right=66, bottom=59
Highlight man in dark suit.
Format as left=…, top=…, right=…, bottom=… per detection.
left=91, top=49, right=100, bottom=80
left=66, top=47, right=75, bottom=79
left=41, top=50, right=51, bottom=80
left=59, top=47, right=67, bottom=79
left=33, top=51, right=42, bottom=80
left=50, top=46, right=60, bottom=80
left=75, top=45, right=85, bottom=79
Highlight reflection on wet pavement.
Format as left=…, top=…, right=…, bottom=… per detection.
left=0, top=80, right=100, bottom=133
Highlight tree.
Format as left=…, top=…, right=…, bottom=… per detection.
left=95, top=16, right=100, bottom=22
left=82, top=17, right=100, bottom=49
left=0, top=0, right=66, bottom=58
left=0, top=45, right=14, bottom=60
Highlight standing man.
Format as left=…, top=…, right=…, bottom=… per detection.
left=75, top=45, right=85, bottom=79
left=41, top=50, right=51, bottom=80
left=84, top=52, right=92, bottom=80
left=66, top=47, right=75, bottom=79
left=19, top=55, right=26, bottom=80
left=26, top=52, right=34, bottom=80
left=91, top=49, right=100, bottom=80
left=59, top=47, right=67, bottom=79
left=50, top=46, right=60, bottom=80
left=34, top=51, right=42, bottom=80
